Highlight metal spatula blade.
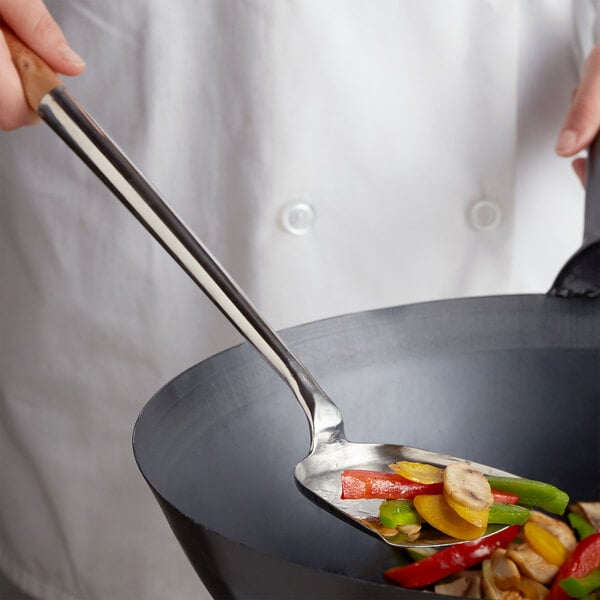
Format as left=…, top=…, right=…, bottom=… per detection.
left=295, top=441, right=515, bottom=547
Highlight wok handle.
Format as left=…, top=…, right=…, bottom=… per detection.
left=583, top=136, right=600, bottom=243
left=548, top=136, right=600, bottom=297
left=3, top=25, right=345, bottom=450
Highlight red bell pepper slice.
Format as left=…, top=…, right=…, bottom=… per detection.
left=548, top=532, right=600, bottom=600
left=385, top=525, right=520, bottom=588
left=341, top=470, right=443, bottom=499
left=491, top=489, right=519, bottom=505
left=341, top=469, right=520, bottom=502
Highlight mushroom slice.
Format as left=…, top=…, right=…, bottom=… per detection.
left=443, top=462, right=494, bottom=511
left=396, top=523, right=421, bottom=537
left=490, top=548, right=521, bottom=590
left=506, top=543, right=559, bottom=585
left=435, top=576, right=471, bottom=597
left=482, top=559, right=502, bottom=600
left=435, top=574, right=482, bottom=598
left=528, top=511, right=576, bottom=551
left=515, top=576, right=549, bottom=599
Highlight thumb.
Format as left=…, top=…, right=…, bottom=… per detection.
left=0, top=0, right=85, bottom=76
left=556, top=43, right=600, bottom=157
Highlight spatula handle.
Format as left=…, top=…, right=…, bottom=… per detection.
left=1, top=26, right=62, bottom=116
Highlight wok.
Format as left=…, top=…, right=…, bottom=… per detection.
left=134, top=295, right=599, bottom=599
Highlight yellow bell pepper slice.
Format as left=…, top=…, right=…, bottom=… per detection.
left=523, top=521, right=568, bottom=566
left=446, top=494, right=490, bottom=528
left=389, top=461, right=444, bottom=484
left=414, top=494, right=487, bottom=540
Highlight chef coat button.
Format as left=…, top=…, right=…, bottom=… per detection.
left=469, top=199, right=502, bottom=232
left=279, top=201, right=316, bottom=235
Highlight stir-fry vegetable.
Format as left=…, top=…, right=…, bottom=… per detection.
left=488, top=502, right=531, bottom=525
left=524, top=521, right=570, bottom=566
left=341, top=461, right=599, bottom=598
left=444, top=462, right=494, bottom=511
left=414, top=493, right=488, bottom=540
left=341, top=469, right=443, bottom=500
left=569, top=511, right=597, bottom=541
left=388, top=461, right=444, bottom=484
left=559, top=568, right=600, bottom=598
left=392, top=509, right=599, bottom=598
left=486, top=475, right=569, bottom=515
left=572, top=503, right=600, bottom=532
left=490, top=489, right=520, bottom=505
left=341, top=462, right=569, bottom=542
left=378, top=499, right=421, bottom=528
left=481, top=557, right=503, bottom=598
left=445, top=494, right=489, bottom=527
left=384, top=525, right=520, bottom=587
left=549, top=532, right=600, bottom=599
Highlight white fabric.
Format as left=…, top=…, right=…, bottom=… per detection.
left=0, top=1, right=594, bottom=598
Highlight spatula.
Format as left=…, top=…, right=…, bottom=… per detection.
left=4, top=26, right=518, bottom=548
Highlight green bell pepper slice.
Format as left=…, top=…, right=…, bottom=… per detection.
left=559, top=568, right=600, bottom=598
left=488, top=502, right=531, bottom=525
left=569, top=512, right=597, bottom=541
left=379, top=499, right=421, bottom=528
left=486, top=476, right=569, bottom=515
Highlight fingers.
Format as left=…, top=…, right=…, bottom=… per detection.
left=0, top=0, right=85, bottom=75
left=0, top=0, right=85, bottom=130
left=556, top=43, right=600, bottom=156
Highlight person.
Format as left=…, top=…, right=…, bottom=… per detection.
left=0, top=1, right=599, bottom=599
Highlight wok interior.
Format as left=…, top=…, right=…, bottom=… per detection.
left=134, top=296, right=599, bottom=593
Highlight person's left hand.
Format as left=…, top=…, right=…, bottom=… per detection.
left=0, top=0, right=85, bottom=131
left=555, top=42, right=600, bottom=186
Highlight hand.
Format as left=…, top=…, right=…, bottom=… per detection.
left=555, top=42, right=600, bottom=186
left=0, top=0, right=85, bottom=130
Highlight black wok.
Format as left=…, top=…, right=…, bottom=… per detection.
left=133, top=292, right=599, bottom=599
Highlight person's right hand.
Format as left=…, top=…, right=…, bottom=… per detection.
left=555, top=42, right=600, bottom=186
left=0, top=0, right=85, bottom=131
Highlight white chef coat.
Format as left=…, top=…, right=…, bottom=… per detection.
left=0, top=1, right=596, bottom=599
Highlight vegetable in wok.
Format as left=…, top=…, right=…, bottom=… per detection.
left=549, top=532, right=600, bottom=599
left=341, top=460, right=600, bottom=598
left=341, top=461, right=568, bottom=542
left=384, top=525, right=521, bottom=588
left=386, top=512, right=599, bottom=598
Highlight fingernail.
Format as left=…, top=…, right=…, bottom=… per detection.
left=60, top=46, right=86, bottom=68
left=555, top=129, right=577, bottom=155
